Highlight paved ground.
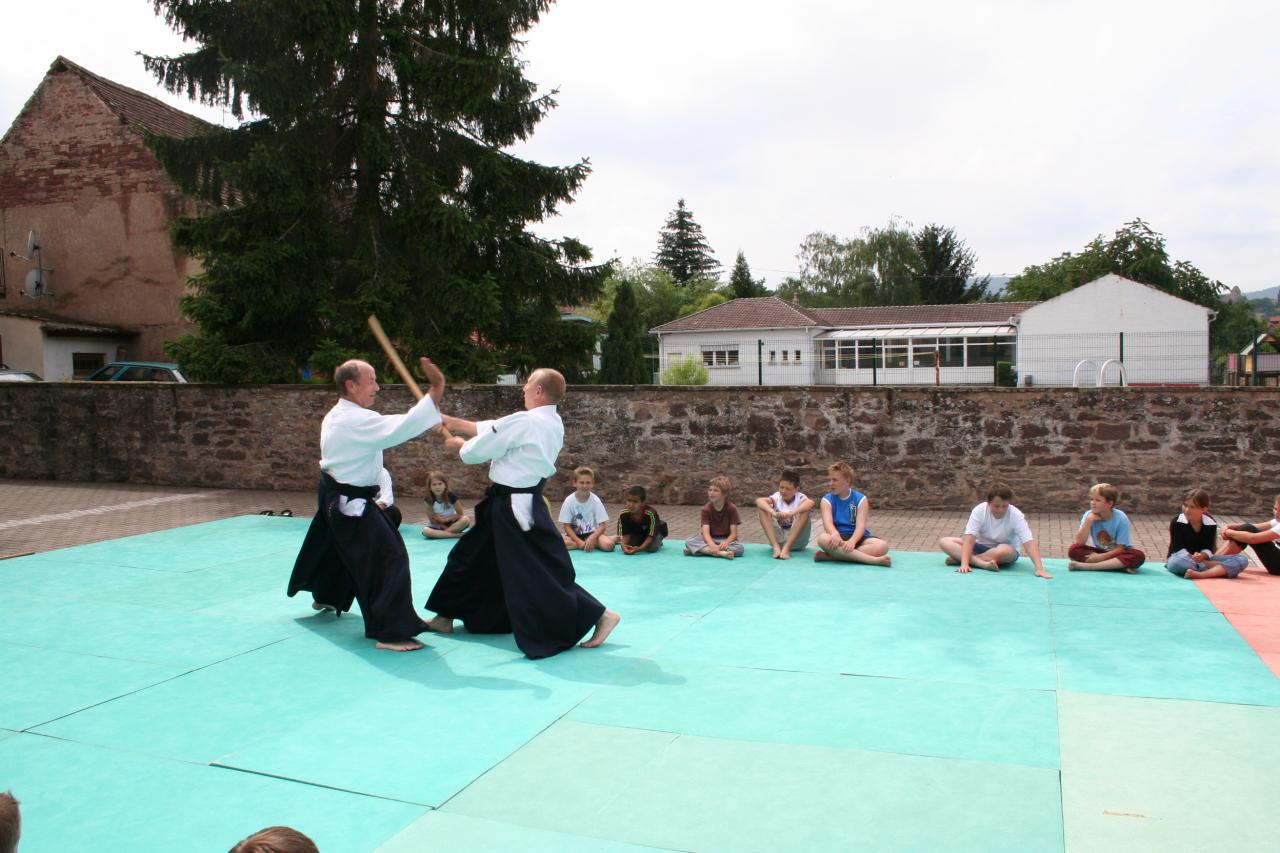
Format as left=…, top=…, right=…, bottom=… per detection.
left=0, top=477, right=1253, bottom=564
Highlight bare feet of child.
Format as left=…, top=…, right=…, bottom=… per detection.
left=376, top=639, right=424, bottom=652
left=779, top=548, right=792, bottom=560
left=772, top=546, right=783, bottom=559
left=972, top=558, right=999, bottom=572
left=719, top=550, right=735, bottom=560
left=424, top=615, right=454, bottom=633
left=814, top=550, right=832, bottom=562
left=873, top=555, right=892, bottom=567
left=944, top=556, right=960, bottom=566
left=1067, top=561, right=1086, bottom=571
left=581, top=610, right=621, bottom=648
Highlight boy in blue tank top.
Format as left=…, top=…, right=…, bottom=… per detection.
left=815, top=461, right=891, bottom=566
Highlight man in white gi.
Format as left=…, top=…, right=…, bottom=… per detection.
left=288, top=357, right=445, bottom=651
left=424, top=368, right=620, bottom=658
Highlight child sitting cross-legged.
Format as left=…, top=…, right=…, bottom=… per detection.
left=814, top=462, right=891, bottom=566
left=938, top=483, right=1052, bottom=578
left=421, top=470, right=471, bottom=539
left=1066, top=483, right=1145, bottom=572
left=685, top=475, right=745, bottom=559
left=559, top=466, right=614, bottom=552
left=615, top=485, right=667, bottom=554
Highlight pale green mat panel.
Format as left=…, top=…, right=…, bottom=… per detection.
left=443, top=720, right=1065, bottom=853
left=0, top=733, right=424, bottom=853
left=568, top=659, right=1060, bottom=768
left=376, top=811, right=676, bottom=853
left=1058, top=691, right=1280, bottom=853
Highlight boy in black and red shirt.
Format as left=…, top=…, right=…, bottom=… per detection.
left=616, top=484, right=667, bottom=554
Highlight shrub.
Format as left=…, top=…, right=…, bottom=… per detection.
left=661, top=354, right=709, bottom=385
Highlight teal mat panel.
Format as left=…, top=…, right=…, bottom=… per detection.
left=36, top=625, right=652, bottom=806
left=0, top=733, right=424, bottom=853
left=1052, top=604, right=1280, bottom=705
left=545, top=542, right=778, bottom=618
left=655, top=589, right=1057, bottom=689
left=97, top=552, right=301, bottom=611
left=376, top=811, right=676, bottom=853
left=1059, top=691, right=1280, bottom=853
left=0, top=558, right=169, bottom=601
left=569, top=659, right=1060, bottom=768
left=1049, top=565, right=1217, bottom=612
left=743, top=551, right=1055, bottom=607
left=0, top=590, right=296, bottom=668
left=0, top=639, right=185, bottom=730
left=24, top=515, right=309, bottom=572
left=443, top=720, right=1065, bottom=853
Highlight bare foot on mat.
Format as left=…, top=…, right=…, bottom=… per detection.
left=376, top=639, right=424, bottom=652
left=581, top=610, right=621, bottom=648
left=424, top=615, right=454, bottom=633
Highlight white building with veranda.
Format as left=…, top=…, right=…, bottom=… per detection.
left=650, top=276, right=1213, bottom=387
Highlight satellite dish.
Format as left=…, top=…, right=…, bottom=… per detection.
left=23, top=269, right=45, bottom=298
left=26, top=230, right=38, bottom=256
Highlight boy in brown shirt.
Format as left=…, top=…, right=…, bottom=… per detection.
left=684, top=475, right=745, bottom=559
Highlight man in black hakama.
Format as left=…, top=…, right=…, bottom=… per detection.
left=287, top=357, right=445, bottom=652
left=424, top=369, right=620, bottom=659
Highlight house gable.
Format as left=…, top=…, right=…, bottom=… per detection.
left=1017, top=274, right=1211, bottom=335
left=0, top=57, right=204, bottom=209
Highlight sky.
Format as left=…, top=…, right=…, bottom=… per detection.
left=3, top=0, right=1277, bottom=293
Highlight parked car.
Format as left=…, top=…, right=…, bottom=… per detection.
left=0, top=369, right=41, bottom=382
left=84, top=361, right=188, bottom=383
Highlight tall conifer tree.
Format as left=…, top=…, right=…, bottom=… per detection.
left=653, top=199, right=720, bottom=286
left=728, top=251, right=767, bottom=298
left=144, top=0, right=605, bottom=382
left=599, top=280, right=650, bottom=383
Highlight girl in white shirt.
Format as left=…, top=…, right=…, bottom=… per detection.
left=421, top=470, right=472, bottom=539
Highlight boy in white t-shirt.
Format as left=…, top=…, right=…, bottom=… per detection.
left=938, top=484, right=1052, bottom=578
left=755, top=469, right=815, bottom=560
left=559, top=466, right=614, bottom=552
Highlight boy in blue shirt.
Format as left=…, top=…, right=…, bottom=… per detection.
left=1067, top=483, right=1146, bottom=572
left=815, top=461, right=891, bottom=566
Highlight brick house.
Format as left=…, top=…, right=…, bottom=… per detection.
left=0, top=56, right=205, bottom=379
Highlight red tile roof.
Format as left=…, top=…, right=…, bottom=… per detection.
left=812, top=302, right=1040, bottom=326
left=53, top=56, right=208, bottom=140
left=650, top=296, right=1040, bottom=333
left=650, top=297, right=821, bottom=333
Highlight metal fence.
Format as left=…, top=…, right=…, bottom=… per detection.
left=657, top=332, right=1212, bottom=387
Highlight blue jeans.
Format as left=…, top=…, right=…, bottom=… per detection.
left=1166, top=549, right=1249, bottom=578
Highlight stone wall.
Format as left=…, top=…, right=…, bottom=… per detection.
left=2, top=383, right=1276, bottom=512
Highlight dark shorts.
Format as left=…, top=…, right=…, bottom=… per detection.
left=836, top=529, right=873, bottom=546
left=972, top=542, right=995, bottom=555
